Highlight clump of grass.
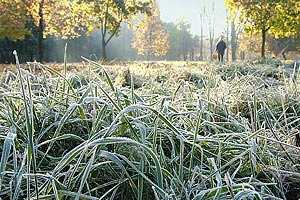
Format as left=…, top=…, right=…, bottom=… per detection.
left=114, top=68, right=143, bottom=89
left=0, top=57, right=300, bottom=200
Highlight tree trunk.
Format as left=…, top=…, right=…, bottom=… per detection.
left=37, top=0, right=44, bottom=62
left=226, top=18, right=229, bottom=62
left=101, top=36, right=107, bottom=60
left=209, top=31, right=214, bottom=61
left=200, top=14, right=204, bottom=61
left=281, top=48, right=287, bottom=60
left=200, top=29, right=203, bottom=60
left=231, top=21, right=237, bottom=61
left=149, top=27, right=153, bottom=62
left=209, top=39, right=214, bottom=61
left=261, top=29, right=266, bottom=58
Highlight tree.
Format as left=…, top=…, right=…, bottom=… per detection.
left=271, top=1, right=300, bottom=38
left=226, top=11, right=230, bottom=62
left=164, top=22, right=180, bottom=60
left=230, top=12, right=243, bottom=62
left=27, top=0, right=89, bottom=62
left=132, top=0, right=169, bottom=59
left=225, top=0, right=275, bottom=58
left=225, top=0, right=300, bottom=58
left=0, top=0, right=88, bottom=62
left=37, top=0, right=44, bottom=62
left=80, top=0, right=151, bottom=60
left=177, top=21, right=192, bottom=61
left=239, top=33, right=258, bottom=57
left=164, top=21, right=199, bottom=61
left=206, top=2, right=215, bottom=61
left=199, top=7, right=205, bottom=61
left=189, top=35, right=200, bottom=61
left=230, top=20, right=237, bottom=61
left=0, top=0, right=30, bottom=40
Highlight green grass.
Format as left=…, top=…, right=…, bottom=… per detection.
left=0, top=57, right=300, bottom=199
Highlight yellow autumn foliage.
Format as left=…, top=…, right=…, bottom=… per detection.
left=132, top=0, right=169, bottom=57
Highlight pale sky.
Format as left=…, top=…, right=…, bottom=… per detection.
left=157, top=0, right=227, bottom=37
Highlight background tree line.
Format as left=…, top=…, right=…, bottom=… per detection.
left=0, top=21, right=201, bottom=63
left=0, top=0, right=201, bottom=63
left=0, top=0, right=152, bottom=62
left=225, top=0, right=300, bottom=59
left=1, top=0, right=300, bottom=63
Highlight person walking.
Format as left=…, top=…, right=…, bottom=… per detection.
left=215, top=36, right=227, bottom=63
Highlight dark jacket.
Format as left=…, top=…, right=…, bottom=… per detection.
left=216, top=40, right=227, bottom=54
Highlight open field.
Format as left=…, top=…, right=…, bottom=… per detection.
left=1, top=59, right=300, bottom=199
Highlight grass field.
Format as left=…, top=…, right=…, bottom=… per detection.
left=1, top=57, right=300, bottom=199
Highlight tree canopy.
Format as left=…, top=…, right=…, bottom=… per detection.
left=0, top=0, right=86, bottom=39
left=0, top=0, right=30, bottom=40
left=79, top=0, right=152, bottom=59
left=0, top=0, right=151, bottom=61
left=225, top=0, right=300, bottom=58
left=132, top=0, right=169, bottom=58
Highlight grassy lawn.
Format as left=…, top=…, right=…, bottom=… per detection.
left=1, top=59, right=300, bottom=199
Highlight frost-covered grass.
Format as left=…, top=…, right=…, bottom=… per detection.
left=0, top=58, right=300, bottom=199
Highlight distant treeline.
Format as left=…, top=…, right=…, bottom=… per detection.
left=0, top=22, right=202, bottom=63
left=0, top=25, right=135, bottom=63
